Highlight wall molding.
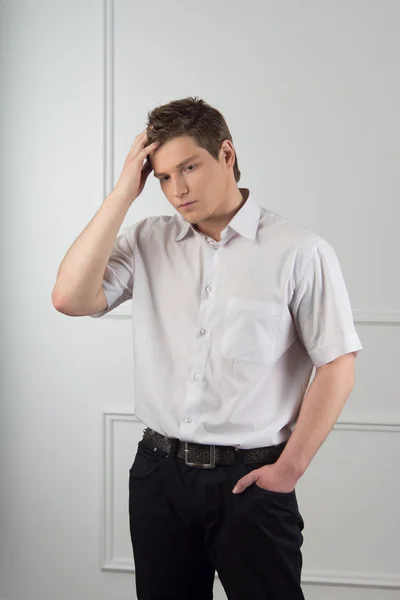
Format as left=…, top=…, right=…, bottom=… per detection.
left=100, top=409, right=400, bottom=588
left=101, top=3, right=399, bottom=326
left=101, top=0, right=399, bottom=590
left=102, top=406, right=400, bottom=430
left=103, top=0, right=115, bottom=201
left=103, top=303, right=400, bottom=323
left=352, top=309, right=400, bottom=324
left=302, top=570, right=400, bottom=590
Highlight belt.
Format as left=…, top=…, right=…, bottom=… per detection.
left=142, top=428, right=287, bottom=469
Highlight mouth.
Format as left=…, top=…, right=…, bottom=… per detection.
left=180, top=201, right=196, bottom=209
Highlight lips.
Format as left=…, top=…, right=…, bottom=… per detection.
left=180, top=201, right=196, bottom=208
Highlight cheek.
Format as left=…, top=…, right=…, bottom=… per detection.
left=197, top=169, right=220, bottom=191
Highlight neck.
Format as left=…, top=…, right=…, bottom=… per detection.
left=194, top=187, right=249, bottom=242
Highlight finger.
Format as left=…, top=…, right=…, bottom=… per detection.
left=232, top=483, right=242, bottom=494
left=128, top=130, right=150, bottom=156
left=232, top=475, right=254, bottom=494
left=132, top=134, right=156, bottom=158
left=137, top=141, right=160, bottom=161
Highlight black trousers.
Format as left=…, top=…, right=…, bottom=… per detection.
left=129, top=437, right=305, bottom=600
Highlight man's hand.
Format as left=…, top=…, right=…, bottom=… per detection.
left=232, top=462, right=299, bottom=494
left=114, top=130, right=160, bottom=205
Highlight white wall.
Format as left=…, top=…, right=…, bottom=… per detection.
left=0, top=1, right=399, bottom=599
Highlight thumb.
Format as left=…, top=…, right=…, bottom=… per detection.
left=232, top=473, right=257, bottom=494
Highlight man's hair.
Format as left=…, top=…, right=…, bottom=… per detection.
left=146, top=96, right=241, bottom=183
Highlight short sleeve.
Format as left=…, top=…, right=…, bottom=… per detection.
left=89, top=230, right=134, bottom=318
left=290, top=240, right=363, bottom=368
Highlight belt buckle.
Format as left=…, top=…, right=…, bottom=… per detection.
left=184, top=442, right=216, bottom=468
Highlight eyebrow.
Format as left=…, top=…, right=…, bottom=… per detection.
left=153, top=154, right=201, bottom=178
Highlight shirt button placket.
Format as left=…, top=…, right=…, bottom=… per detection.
left=183, top=236, right=219, bottom=436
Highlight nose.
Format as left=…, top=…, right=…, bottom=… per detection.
left=171, top=176, right=188, bottom=199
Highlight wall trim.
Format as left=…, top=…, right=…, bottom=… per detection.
left=103, top=0, right=115, bottom=201
left=101, top=0, right=399, bottom=589
left=101, top=5, right=399, bottom=326
left=302, top=570, right=400, bottom=589
left=103, top=408, right=400, bottom=430
left=104, top=303, right=400, bottom=323
left=100, top=409, right=400, bottom=588
left=352, top=310, right=400, bottom=324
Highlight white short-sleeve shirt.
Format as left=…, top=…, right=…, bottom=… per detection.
left=90, top=188, right=363, bottom=448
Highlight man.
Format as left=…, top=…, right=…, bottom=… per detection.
left=52, top=96, right=363, bottom=599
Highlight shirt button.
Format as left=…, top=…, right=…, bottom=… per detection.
left=206, top=286, right=212, bottom=293
left=193, top=373, right=201, bottom=380
left=184, top=418, right=192, bottom=423
left=199, top=329, right=207, bottom=336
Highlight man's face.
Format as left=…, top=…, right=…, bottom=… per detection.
left=150, top=135, right=230, bottom=224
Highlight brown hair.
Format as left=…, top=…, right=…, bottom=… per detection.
left=145, top=96, right=241, bottom=183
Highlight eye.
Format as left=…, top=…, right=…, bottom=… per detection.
left=159, top=164, right=196, bottom=183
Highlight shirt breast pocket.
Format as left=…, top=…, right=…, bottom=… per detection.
left=221, top=297, right=282, bottom=365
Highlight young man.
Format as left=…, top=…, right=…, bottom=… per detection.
left=52, top=96, right=363, bottom=599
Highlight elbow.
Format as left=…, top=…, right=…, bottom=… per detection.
left=51, top=288, right=74, bottom=315
left=52, top=289, right=69, bottom=314
left=51, top=288, right=63, bottom=311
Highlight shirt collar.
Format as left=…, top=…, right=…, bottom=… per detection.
left=173, top=188, right=262, bottom=242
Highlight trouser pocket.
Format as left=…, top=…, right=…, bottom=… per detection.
left=129, top=439, right=168, bottom=479
left=243, top=460, right=296, bottom=497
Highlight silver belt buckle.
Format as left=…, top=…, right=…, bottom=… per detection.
left=184, top=442, right=216, bottom=468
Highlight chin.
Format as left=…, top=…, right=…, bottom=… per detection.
left=184, top=214, right=199, bottom=223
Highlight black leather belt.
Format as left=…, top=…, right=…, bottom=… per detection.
left=142, top=428, right=287, bottom=469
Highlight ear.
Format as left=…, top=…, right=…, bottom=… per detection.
left=220, top=140, right=235, bottom=168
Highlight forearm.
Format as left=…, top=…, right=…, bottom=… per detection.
left=275, top=362, right=355, bottom=482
